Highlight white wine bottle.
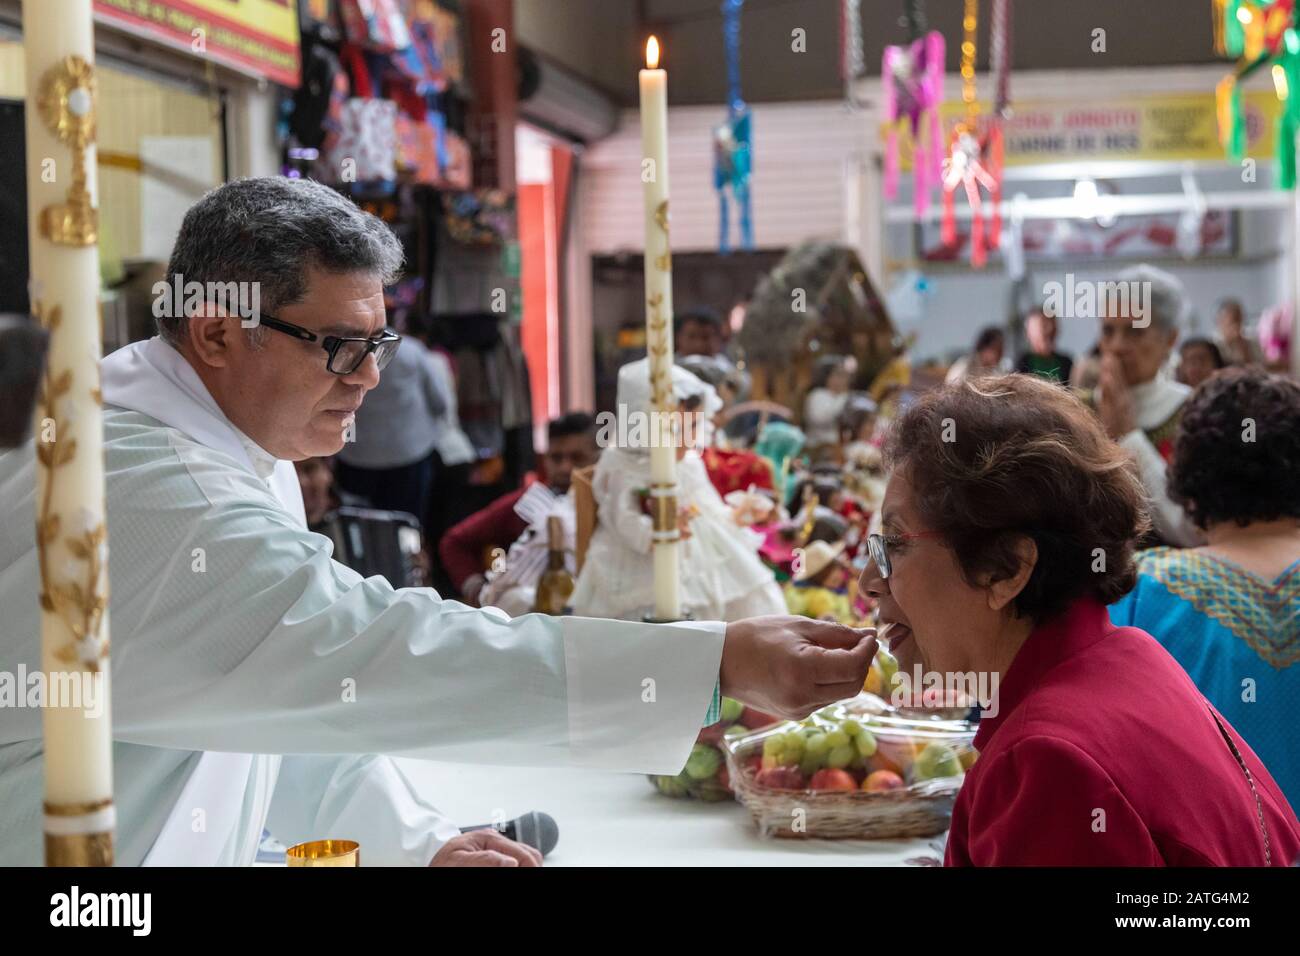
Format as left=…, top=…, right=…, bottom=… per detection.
left=533, top=516, right=574, bottom=615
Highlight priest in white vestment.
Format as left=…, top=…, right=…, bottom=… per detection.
left=0, top=178, right=875, bottom=866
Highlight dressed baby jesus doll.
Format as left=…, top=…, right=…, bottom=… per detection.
left=569, top=359, right=786, bottom=622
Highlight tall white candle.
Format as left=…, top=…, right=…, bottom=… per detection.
left=23, top=0, right=114, bottom=866
left=639, top=36, right=682, bottom=621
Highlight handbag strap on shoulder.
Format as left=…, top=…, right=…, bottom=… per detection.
left=1209, top=705, right=1272, bottom=866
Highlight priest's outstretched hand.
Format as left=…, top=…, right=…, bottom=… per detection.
left=720, top=617, right=877, bottom=719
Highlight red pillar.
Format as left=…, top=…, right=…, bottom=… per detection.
left=465, top=0, right=517, bottom=192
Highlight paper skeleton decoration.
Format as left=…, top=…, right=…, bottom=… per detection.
left=942, top=0, right=1012, bottom=268
left=942, top=125, right=1003, bottom=269
left=881, top=32, right=946, bottom=217
left=714, top=108, right=754, bottom=252
left=716, top=0, right=754, bottom=251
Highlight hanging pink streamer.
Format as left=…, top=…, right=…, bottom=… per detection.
left=922, top=31, right=945, bottom=217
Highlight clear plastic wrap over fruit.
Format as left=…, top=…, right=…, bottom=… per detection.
left=724, top=694, right=977, bottom=797
left=648, top=696, right=781, bottom=800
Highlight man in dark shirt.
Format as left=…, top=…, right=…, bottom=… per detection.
left=440, top=412, right=597, bottom=604
left=1015, top=307, right=1074, bottom=384
left=675, top=307, right=726, bottom=358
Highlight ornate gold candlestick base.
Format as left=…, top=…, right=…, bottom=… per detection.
left=44, top=799, right=114, bottom=866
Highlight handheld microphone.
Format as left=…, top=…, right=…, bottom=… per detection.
left=461, top=810, right=559, bottom=857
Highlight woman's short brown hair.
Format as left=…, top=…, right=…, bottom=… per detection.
left=883, top=374, right=1149, bottom=620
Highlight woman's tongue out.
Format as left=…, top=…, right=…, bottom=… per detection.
left=881, top=620, right=919, bottom=675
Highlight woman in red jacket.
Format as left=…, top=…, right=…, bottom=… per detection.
left=861, top=374, right=1300, bottom=866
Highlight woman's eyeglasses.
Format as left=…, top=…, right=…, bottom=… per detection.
left=866, top=531, right=943, bottom=579
left=256, top=314, right=401, bottom=375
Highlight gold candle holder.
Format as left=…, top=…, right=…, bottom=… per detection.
left=285, top=839, right=360, bottom=867
left=648, top=482, right=679, bottom=541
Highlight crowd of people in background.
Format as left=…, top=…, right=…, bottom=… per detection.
left=300, top=266, right=1292, bottom=606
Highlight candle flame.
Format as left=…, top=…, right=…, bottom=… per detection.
left=646, top=36, right=660, bottom=70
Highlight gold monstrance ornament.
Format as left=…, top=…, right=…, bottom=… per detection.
left=37, top=54, right=98, bottom=247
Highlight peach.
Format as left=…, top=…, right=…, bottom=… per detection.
left=862, top=769, right=905, bottom=792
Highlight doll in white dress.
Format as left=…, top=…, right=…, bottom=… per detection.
left=570, top=359, right=785, bottom=622
left=802, top=354, right=856, bottom=452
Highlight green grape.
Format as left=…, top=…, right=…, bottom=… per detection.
left=841, top=717, right=863, bottom=736
left=781, top=732, right=806, bottom=759
left=854, top=730, right=878, bottom=758
left=685, top=744, right=723, bottom=780
left=805, top=732, right=830, bottom=757
left=655, top=774, right=691, bottom=798
left=696, top=783, right=731, bottom=802
left=827, top=744, right=855, bottom=769
left=799, top=755, right=822, bottom=777
left=914, top=742, right=963, bottom=780
left=762, top=734, right=784, bottom=756
left=876, top=646, right=899, bottom=686
left=720, top=697, right=744, bottom=723
left=825, top=729, right=850, bottom=749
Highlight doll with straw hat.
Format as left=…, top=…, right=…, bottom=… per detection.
left=784, top=539, right=852, bottom=623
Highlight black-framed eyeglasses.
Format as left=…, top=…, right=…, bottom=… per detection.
left=256, top=314, right=401, bottom=375
left=866, top=531, right=943, bottom=579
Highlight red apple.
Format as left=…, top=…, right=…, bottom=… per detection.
left=863, top=769, right=905, bottom=792
left=754, top=766, right=805, bottom=791
left=809, top=768, right=857, bottom=792
left=697, top=723, right=728, bottom=746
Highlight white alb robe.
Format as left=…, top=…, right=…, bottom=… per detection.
left=0, top=337, right=723, bottom=866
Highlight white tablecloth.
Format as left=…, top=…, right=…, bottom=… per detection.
left=396, top=759, right=943, bottom=866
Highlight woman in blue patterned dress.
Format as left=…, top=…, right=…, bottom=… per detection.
left=1111, top=368, right=1300, bottom=808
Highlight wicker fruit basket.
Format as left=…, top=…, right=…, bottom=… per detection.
left=723, top=695, right=976, bottom=839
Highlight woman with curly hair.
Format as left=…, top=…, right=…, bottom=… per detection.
left=1111, top=367, right=1300, bottom=809
left=861, top=373, right=1300, bottom=865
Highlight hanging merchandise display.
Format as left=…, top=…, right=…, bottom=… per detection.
left=940, top=0, right=1003, bottom=268
left=1214, top=0, right=1300, bottom=187
left=391, top=3, right=468, bottom=187
left=292, top=35, right=346, bottom=151
left=300, top=3, right=471, bottom=191
left=881, top=0, right=945, bottom=217
left=714, top=0, right=754, bottom=253
left=442, top=190, right=515, bottom=246
left=340, top=0, right=413, bottom=52
left=321, top=44, right=399, bottom=184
